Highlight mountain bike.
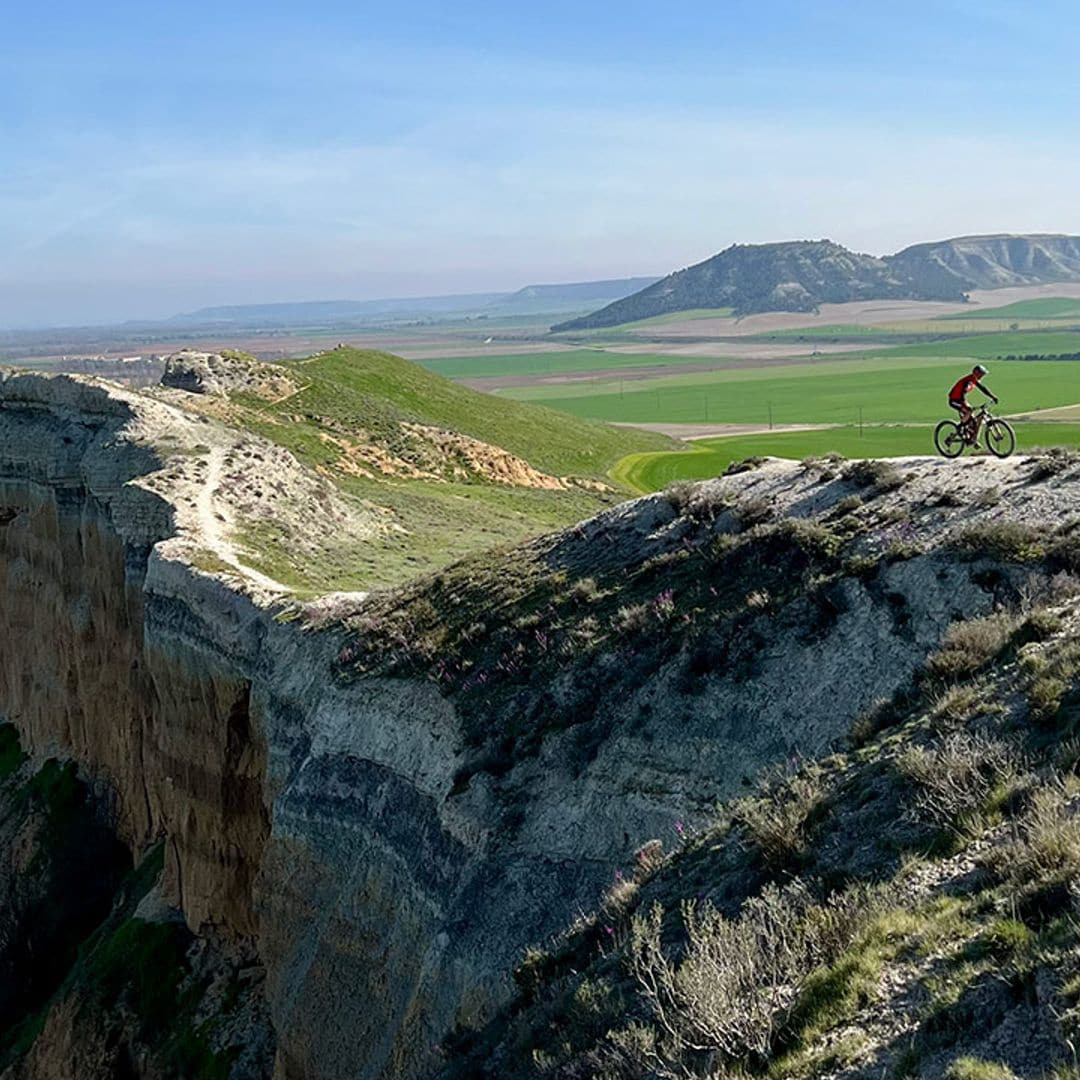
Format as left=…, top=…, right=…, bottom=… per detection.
left=934, top=404, right=1015, bottom=459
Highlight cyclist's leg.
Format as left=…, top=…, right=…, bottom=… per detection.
left=950, top=400, right=974, bottom=441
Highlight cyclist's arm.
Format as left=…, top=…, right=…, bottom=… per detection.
left=976, top=381, right=998, bottom=404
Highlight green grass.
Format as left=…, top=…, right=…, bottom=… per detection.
left=940, top=297, right=1080, bottom=321
left=217, top=347, right=675, bottom=592
left=755, top=323, right=920, bottom=339
left=887, top=329, right=1080, bottom=358
left=613, top=422, right=1080, bottom=492
left=505, top=354, right=1080, bottom=427
left=269, top=347, right=669, bottom=478
left=417, top=348, right=716, bottom=380
left=236, top=480, right=607, bottom=594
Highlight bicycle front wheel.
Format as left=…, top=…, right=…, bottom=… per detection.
left=984, top=419, right=1015, bottom=458
left=934, top=419, right=965, bottom=458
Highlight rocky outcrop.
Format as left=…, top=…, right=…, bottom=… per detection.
left=5, top=369, right=1080, bottom=1077
left=161, top=349, right=297, bottom=399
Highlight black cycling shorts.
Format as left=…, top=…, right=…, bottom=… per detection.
left=948, top=400, right=967, bottom=413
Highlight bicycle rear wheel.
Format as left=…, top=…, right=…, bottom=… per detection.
left=984, top=419, right=1015, bottom=458
left=934, top=419, right=965, bottom=458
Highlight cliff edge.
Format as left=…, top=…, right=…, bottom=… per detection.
left=5, top=364, right=1080, bottom=1077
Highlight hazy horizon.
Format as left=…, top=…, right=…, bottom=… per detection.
left=5, top=1, right=1080, bottom=327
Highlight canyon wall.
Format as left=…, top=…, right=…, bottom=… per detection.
left=0, top=371, right=1019, bottom=1078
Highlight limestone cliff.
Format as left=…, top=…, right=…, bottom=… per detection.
left=4, top=368, right=1080, bottom=1077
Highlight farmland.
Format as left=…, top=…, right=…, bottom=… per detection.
left=417, top=348, right=715, bottom=380
left=500, top=354, right=1080, bottom=426
left=939, top=296, right=1080, bottom=320
left=613, top=421, right=1080, bottom=491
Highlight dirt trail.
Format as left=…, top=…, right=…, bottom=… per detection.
left=197, top=448, right=290, bottom=594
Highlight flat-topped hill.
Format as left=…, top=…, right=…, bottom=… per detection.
left=554, top=233, right=1080, bottom=330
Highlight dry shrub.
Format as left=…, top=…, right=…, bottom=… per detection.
left=662, top=481, right=695, bottom=517
left=734, top=769, right=826, bottom=868
left=1022, top=639, right=1080, bottom=724
left=897, top=732, right=1022, bottom=835
left=931, top=684, right=983, bottom=728
left=633, top=839, right=666, bottom=881
left=733, top=495, right=774, bottom=528
left=949, top=522, right=1045, bottom=563
left=724, top=456, right=769, bottom=477
left=569, top=576, right=602, bottom=604
left=924, top=613, right=1015, bottom=683
left=985, top=781, right=1080, bottom=891
left=1029, top=447, right=1080, bottom=482
left=613, top=603, right=650, bottom=635
left=842, top=459, right=905, bottom=493
left=663, top=481, right=734, bottom=524
left=614, top=879, right=882, bottom=1072
left=849, top=696, right=893, bottom=747
left=746, top=589, right=771, bottom=611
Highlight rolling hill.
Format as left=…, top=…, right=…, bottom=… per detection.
left=553, top=233, right=1080, bottom=331
left=151, top=345, right=672, bottom=591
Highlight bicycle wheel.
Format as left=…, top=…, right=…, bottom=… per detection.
left=984, top=419, right=1015, bottom=458
left=934, top=419, right=965, bottom=458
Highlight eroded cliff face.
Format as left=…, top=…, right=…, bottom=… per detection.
left=1, top=369, right=1071, bottom=1079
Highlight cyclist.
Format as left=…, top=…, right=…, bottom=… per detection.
left=948, top=364, right=998, bottom=443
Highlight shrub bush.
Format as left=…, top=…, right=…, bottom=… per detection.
left=842, top=459, right=905, bottom=493
left=896, top=732, right=1022, bottom=835
left=734, top=769, right=826, bottom=869
left=617, top=879, right=882, bottom=1070
left=949, top=522, right=1045, bottom=563
left=1029, top=447, right=1080, bottom=482
left=733, top=495, right=774, bottom=528
left=724, top=456, right=769, bottom=476
left=985, top=781, right=1080, bottom=895
left=924, top=613, right=1015, bottom=683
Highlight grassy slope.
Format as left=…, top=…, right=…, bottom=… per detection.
left=207, top=348, right=673, bottom=592
left=271, top=347, right=670, bottom=476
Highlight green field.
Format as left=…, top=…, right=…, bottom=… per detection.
left=887, top=329, right=1080, bottom=358
left=755, top=323, right=917, bottom=339
left=418, top=349, right=716, bottom=380
left=940, top=297, right=1080, bottom=321
left=504, top=354, right=1080, bottom=426
left=614, top=422, right=1080, bottom=491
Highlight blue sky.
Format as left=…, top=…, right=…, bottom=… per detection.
left=3, top=1, right=1080, bottom=325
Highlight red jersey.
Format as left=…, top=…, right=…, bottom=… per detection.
left=949, top=373, right=983, bottom=404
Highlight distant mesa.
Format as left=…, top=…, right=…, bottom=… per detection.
left=166, top=277, right=659, bottom=329
left=552, top=233, right=1080, bottom=331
